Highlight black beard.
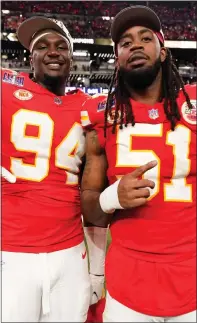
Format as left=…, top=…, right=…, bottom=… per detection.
left=43, top=74, right=65, bottom=89
left=119, top=57, right=162, bottom=90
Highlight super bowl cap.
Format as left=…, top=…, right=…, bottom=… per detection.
left=17, top=16, right=73, bottom=53
left=111, top=5, right=164, bottom=45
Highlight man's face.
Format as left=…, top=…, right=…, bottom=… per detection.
left=31, top=33, right=72, bottom=83
left=116, top=26, right=166, bottom=89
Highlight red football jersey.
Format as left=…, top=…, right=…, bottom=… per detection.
left=2, top=69, right=89, bottom=253
left=82, top=85, right=196, bottom=316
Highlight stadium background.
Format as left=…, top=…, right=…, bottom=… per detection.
left=1, top=0, right=197, bottom=94
left=1, top=1, right=196, bottom=311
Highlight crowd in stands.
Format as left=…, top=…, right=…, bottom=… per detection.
left=2, top=1, right=196, bottom=40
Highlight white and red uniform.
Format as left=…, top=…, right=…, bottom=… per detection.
left=82, top=85, right=196, bottom=321
left=2, top=69, right=91, bottom=322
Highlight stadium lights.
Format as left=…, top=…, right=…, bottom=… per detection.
left=102, top=16, right=110, bottom=20
left=2, top=10, right=10, bottom=14
left=73, top=38, right=94, bottom=44
left=7, top=33, right=17, bottom=41
left=73, top=51, right=89, bottom=57
left=108, top=59, right=115, bottom=64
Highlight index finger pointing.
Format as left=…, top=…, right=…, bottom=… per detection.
left=131, top=160, right=158, bottom=178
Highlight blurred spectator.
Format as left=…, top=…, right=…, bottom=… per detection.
left=2, top=1, right=196, bottom=40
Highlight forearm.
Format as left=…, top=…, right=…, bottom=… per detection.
left=81, top=190, right=112, bottom=227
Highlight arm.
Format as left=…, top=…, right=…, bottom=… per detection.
left=81, top=130, right=109, bottom=304
left=81, top=130, right=112, bottom=227
left=81, top=130, right=157, bottom=226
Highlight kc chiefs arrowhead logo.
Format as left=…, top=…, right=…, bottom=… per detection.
left=14, top=89, right=33, bottom=101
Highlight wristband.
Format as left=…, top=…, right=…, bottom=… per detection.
left=99, top=179, right=124, bottom=214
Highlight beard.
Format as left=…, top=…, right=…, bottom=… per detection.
left=43, top=74, right=65, bottom=88
left=119, top=57, right=162, bottom=91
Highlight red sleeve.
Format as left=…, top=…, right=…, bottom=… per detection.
left=81, top=95, right=108, bottom=149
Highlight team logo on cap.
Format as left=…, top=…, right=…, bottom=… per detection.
left=14, top=89, right=33, bottom=100
left=181, top=100, right=196, bottom=125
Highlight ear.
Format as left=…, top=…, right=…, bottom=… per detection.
left=160, top=47, right=167, bottom=63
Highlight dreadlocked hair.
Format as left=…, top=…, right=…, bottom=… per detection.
left=104, top=48, right=193, bottom=137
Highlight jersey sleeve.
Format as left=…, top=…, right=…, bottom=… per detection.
left=81, top=95, right=108, bottom=149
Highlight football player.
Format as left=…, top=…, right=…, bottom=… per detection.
left=1, top=16, right=104, bottom=322
left=81, top=6, right=196, bottom=323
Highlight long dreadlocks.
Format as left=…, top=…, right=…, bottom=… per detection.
left=104, top=48, right=193, bottom=137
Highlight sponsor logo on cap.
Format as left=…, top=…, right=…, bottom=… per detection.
left=14, top=89, right=33, bottom=100
left=3, top=72, right=24, bottom=87
left=181, top=100, right=196, bottom=125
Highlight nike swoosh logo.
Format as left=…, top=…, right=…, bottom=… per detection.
left=82, top=250, right=87, bottom=259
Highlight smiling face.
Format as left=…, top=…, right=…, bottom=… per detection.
left=30, top=32, right=72, bottom=85
left=116, top=26, right=167, bottom=89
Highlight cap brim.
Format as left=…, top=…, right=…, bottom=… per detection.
left=111, top=6, right=161, bottom=43
left=17, top=16, right=68, bottom=50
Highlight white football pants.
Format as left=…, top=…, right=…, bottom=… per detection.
left=103, top=292, right=196, bottom=322
left=2, top=242, right=91, bottom=322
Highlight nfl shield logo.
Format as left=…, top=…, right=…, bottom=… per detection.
left=148, top=108, right=159, bottom=120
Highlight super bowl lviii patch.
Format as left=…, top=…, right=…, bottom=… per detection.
left=97, top=101, right=106, bottom=112
left=181, top=100, right=196, bottom=125
left=3, top=72, right=24, bottom=87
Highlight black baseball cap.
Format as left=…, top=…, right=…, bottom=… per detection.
left=17, top=16, right=73, bottom=53
left=111, top=5, right=164, bottom=45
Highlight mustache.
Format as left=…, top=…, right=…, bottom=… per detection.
left=127, top=52, right=149, bottom=64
